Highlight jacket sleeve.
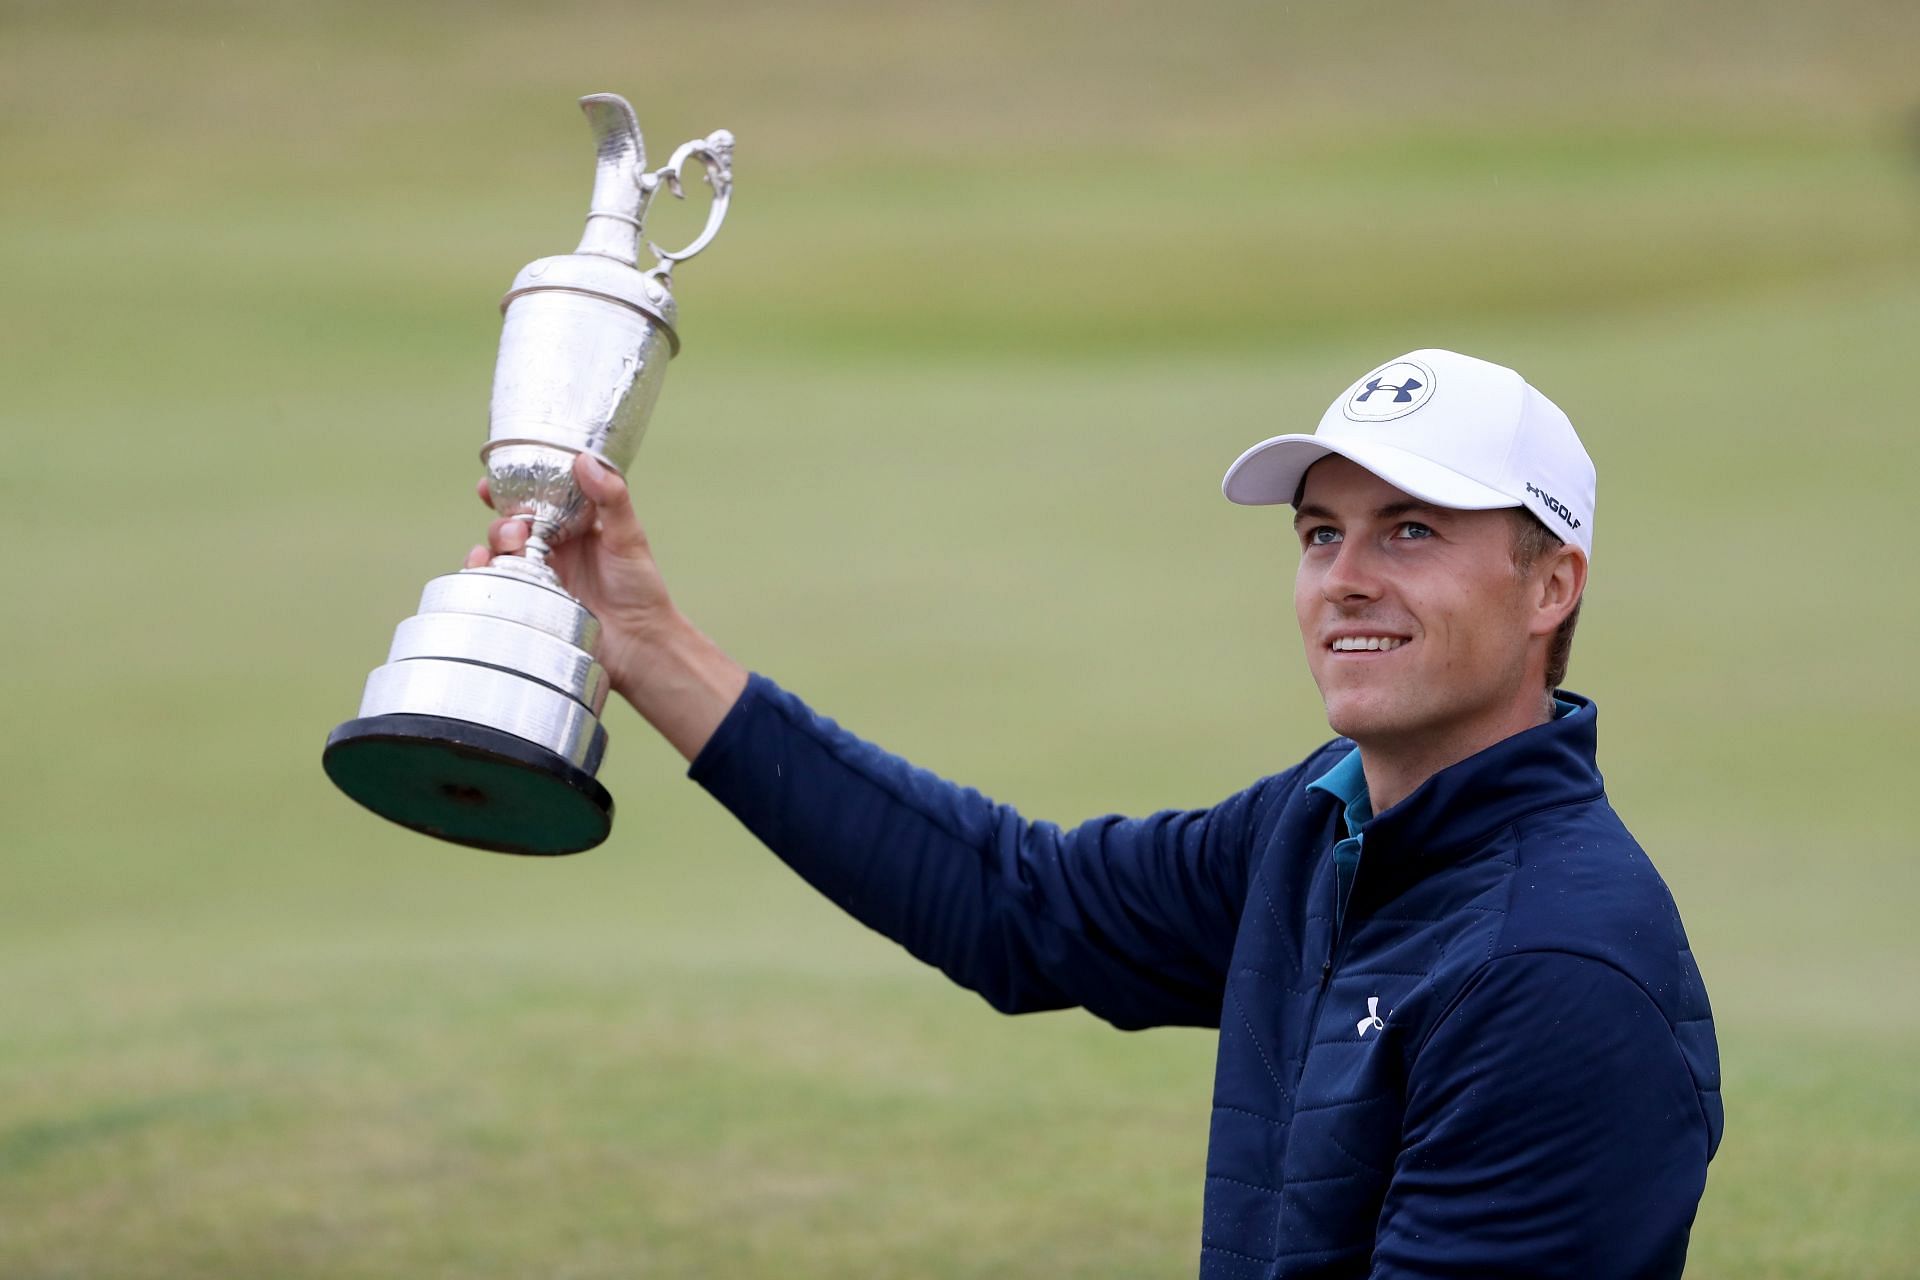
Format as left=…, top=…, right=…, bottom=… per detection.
left=1372, top=952, right=1712, bottom=1280
left=687, top=674, right=1274, bottom=1029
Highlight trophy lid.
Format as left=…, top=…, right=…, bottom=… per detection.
left=505, top=253, right=682, bottom=350
left=503, top=94, right=734, bottom=351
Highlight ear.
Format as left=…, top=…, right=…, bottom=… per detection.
left=1527, top=545, right=1587, bottom=638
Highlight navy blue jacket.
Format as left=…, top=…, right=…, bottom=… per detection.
left=690, top=676, right=1723, bottom=1278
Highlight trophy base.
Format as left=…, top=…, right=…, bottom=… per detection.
left=323, top=713, right=613, bottom=856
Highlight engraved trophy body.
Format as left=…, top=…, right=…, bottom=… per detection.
left=323, top=94, right=733, bottom=855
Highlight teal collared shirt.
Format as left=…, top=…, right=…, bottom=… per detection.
left=1308, top=699, right=1579, bottom=928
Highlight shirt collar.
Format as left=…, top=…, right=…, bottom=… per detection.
left=1305, top=695, right=1587, bottom=847
left=1306, top=742, right=1373, bottom=834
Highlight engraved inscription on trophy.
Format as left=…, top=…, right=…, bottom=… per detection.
left=323, top=93, right=734, bottom=856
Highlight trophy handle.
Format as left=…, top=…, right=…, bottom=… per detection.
left=641, top=130, right=735, bottom=272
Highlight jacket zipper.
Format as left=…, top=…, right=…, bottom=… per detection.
left=1296, top=855, right=1350, bottom=1096
left=1274, top=837, right=1361, bottom=1247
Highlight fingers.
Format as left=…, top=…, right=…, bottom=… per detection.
left=468, top=456, right=642, bottom=570
left=489, top=516, right=530, bottom=556
left=573, top=452, right=649, bottom=554
left=469, top=478, right=501, bottom=568
left=462, top=517, right=527, bottom=570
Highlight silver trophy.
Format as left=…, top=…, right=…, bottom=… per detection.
left=323, top=93, right=734, bottom=856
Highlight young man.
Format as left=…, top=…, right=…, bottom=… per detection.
left=469, top=348, right=1723, bottom=1278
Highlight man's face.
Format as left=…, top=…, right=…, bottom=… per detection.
left=1292, top=456, right=1543, bottom=750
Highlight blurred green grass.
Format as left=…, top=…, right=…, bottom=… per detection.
left=4, top=1, right=1919, bottom=1276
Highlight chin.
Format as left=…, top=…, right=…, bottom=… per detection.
left=1319, top=687, right=1422, bottom=745
left=1321, top=697, right=1381, bottom=742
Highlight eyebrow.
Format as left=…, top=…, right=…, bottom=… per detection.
left=1291, top=499, right=1442, bottom=526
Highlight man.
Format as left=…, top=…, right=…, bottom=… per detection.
left=468, top=348, right=1723, bottom=1278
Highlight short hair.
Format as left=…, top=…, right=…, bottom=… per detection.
left=1509, top=510, right=1581, bottom=689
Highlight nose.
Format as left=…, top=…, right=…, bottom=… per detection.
left=1320, top=536, right=1384, bottom=606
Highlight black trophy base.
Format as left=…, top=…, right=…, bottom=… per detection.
left=323, top=714, right=613, bottom=856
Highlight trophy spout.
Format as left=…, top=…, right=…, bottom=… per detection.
left=576, top=93, right=648, bottom=266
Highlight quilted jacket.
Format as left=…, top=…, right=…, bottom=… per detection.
left=691, top=675, right=1723, bottom=1278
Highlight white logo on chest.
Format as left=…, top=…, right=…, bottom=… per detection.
left=1356, top=996, right=1386, bottom=1039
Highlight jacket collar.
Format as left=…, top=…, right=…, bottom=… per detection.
left=1324, top=691, right=1605, bottom=862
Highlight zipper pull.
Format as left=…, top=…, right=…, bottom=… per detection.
left=1320, top=959, right=1332, bottom=991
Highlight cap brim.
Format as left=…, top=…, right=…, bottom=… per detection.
left=1221, top=435, right=1520, bottom=510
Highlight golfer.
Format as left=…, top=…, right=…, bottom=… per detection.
left=468, top=348, right=1723, bottom=1278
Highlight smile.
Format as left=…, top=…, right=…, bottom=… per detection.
left=1328, top=636, right=1408, bottom=652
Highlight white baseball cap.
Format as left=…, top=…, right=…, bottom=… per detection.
left=1221, top=349, right=1595, bottom=557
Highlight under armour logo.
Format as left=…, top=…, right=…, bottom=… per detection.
left=1355, top=377, right=1423, bottom=404
left=1342, top=358, right=1436, bottom=422
left=1356, top=996, right=1386, bottom=1038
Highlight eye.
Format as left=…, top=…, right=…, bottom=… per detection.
left=1396, top=522, right=1434, bottom=541
left=1303, top=525, right=1341, bottom=547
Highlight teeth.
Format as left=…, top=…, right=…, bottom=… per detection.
left=1331, top=636, right=1406, bottom=652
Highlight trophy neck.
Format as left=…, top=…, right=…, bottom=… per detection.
left=479, top=549, right=573, bottom=597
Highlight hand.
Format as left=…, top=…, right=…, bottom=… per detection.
left=467, top=453, right=671, bottom=703
left=465, top=452, right=746, bottom=760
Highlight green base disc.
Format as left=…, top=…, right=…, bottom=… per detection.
left=323, top=714, right=612, bottom=856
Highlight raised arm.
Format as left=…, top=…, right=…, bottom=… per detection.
left=472, top=454, right=1266, bottom=1026
left=691, top=673, right=1268, bottom=1027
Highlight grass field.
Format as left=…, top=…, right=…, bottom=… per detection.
left=5, top=2, right=1919, bottom=1275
